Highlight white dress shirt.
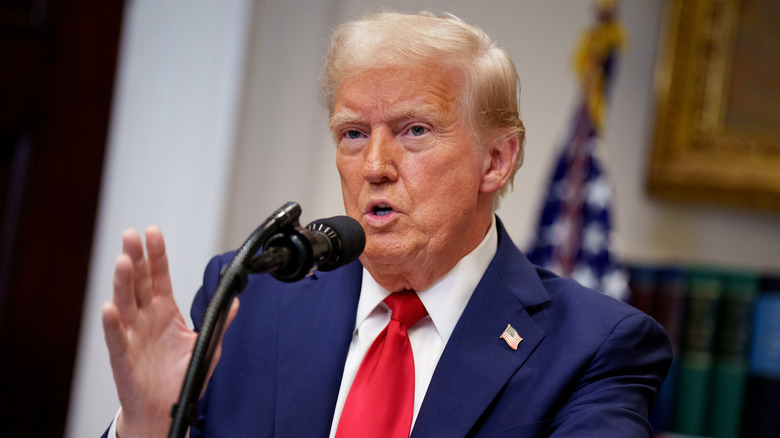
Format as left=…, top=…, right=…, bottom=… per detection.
left=329, top=217, right=498, bottom=437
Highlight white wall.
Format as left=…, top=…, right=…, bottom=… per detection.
left=66, top=1, right=253, bottom=436
left=219, top=0, right=344, bottom=249
left=68, top=0, right=780, bottom=436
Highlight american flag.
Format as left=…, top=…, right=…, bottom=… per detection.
left=500, top=324, right=523, bottom=350
left=526, top=4, right=629, bottom=301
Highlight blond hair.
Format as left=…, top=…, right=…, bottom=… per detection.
left=321, top=12, right=526, bottom=199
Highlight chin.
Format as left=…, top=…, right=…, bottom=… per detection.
left=362, top=247, right=403, bottom=265
left=361, top=239, right=413, bottom=266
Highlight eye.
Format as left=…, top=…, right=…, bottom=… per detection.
left=344, top=130, right=363, bottom=140
left=409, top=125, right=427, bottom=136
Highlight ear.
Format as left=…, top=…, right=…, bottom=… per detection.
left=480, top=132, right=520, bottom=194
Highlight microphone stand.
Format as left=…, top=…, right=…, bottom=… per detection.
left=168, top=201, right=303, bottom=438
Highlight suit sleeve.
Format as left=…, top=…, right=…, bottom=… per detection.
left=547, top=312, right=672, bottom=437
left=189, top=254, right=228, bottom=332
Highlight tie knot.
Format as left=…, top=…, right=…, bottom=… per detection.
left=384, top=291, right=428, bottom=328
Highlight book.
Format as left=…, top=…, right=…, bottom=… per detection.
left=655, top=267, right=689, bottom=356
left=674, top=269, right=723, bottom=435
left=629, top=264, right=657, bottom=316
left=706, top=271, right=759, bottom=438
left=741, top=284, right=780, bottom=438
left=641, top=266, right=687, bottom=435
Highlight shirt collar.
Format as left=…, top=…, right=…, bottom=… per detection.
left=355, top=215, right=498, bottom=344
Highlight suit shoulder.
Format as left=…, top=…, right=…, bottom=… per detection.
left=543, top=271, right=634, bottom=311
left=535, top=271, right=662, bottom=336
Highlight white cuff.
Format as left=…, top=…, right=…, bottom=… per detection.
left=107, top=408, right=190, bottom=438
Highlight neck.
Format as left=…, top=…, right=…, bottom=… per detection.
left=363, top=210, right=494, bottom=292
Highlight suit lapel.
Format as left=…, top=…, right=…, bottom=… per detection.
left=274, top=261, right=362, bottom=437
left=412, top=220, right=550, bottom=437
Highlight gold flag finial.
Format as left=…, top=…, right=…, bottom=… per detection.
left=573, top=0, right=627, bottom=134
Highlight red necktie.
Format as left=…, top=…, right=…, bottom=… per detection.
left=336, top=291, right=428, bottom=438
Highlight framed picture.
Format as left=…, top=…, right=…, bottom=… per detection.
left=647, top=0, right=780, bottom=210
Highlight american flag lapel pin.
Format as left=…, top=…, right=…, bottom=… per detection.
left=500, top=324, right=523, bottom=350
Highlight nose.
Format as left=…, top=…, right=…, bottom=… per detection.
left=362, top=129, right=398, bottom=184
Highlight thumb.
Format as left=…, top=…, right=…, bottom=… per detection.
left=202, top=297, right=240, bottom=396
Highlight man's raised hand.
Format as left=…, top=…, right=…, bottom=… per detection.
left=102, top=226, right=239, bottom=436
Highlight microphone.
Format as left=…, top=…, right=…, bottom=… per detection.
left=170, top=203, right=363, bottom=438
left=254, top=215, right=366, bottom=282
left=304, top=216, right=366, bottom=271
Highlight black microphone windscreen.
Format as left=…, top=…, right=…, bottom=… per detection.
left=306, top=216, right=365, bottom=271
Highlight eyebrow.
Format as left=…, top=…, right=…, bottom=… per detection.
left=329, top=102, right=447, bottom=132
left=329, top=108, right=360, bottom=132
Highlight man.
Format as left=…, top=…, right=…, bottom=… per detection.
left=102, top=12, right=671, bottom=437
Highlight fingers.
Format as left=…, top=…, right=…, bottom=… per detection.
left=113, top=253, right=137, bottom=322
left=145, top=226, right=174, bottom=299
left=102, top=301, right=128, bottom=359
left=122, top=229, right=153, bottom=307
left=111, top=226, right=175, bottom=330
left=120, top=225, right=172, bottom=307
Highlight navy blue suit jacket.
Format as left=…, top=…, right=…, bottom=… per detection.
left=184, top=218, right=671, bottom=437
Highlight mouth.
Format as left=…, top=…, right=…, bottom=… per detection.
left=364, top=201, right=398, bottom=225
left=372, top=203, right=394, bottom=216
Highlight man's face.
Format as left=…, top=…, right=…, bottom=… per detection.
left=331, top=65, right=495, bottom=291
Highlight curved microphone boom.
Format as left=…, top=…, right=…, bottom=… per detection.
left=169, top=203, right=365, bottom=438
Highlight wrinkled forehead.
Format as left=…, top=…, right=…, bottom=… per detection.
left=328, top=64, right=468, bottom=128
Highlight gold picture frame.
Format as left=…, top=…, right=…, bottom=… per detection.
left=648, top=0, right=780, bottom=210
